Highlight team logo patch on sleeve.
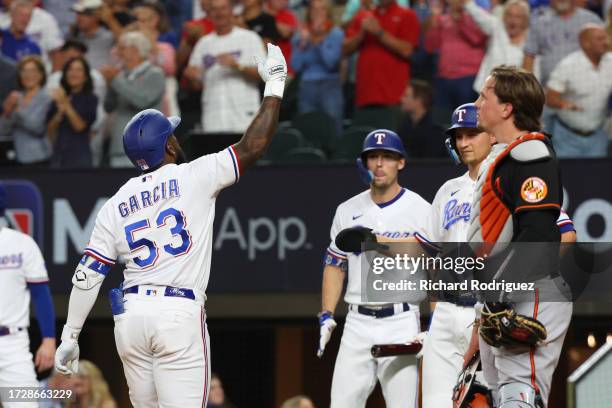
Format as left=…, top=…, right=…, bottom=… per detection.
left=521, top=177, right=548, bottom=203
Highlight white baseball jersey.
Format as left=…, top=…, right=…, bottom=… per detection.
left=416, top=172, right=475, bottom=245
left=0, top=227, right=48, bottom=328
left=326, top=188, right=431, bottom=305
left=84, top=146, right=241, bottom=296
left=415, top=171, right=575, bottom=247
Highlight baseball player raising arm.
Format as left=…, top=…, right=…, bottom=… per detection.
left=54, top=44, right=287, bottom=407
left=319, top=130, right=431, bottom=408
left=0, top=184, right=56, bottom=408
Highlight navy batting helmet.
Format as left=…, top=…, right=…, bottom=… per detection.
left=446, top=103, right=479, bottom=136
left=123, top=109, right=181, bottom=171
left=361, top=129, right=406, bottom=161
left=356, top=129, right=406, bottom=185
left=445, top=103, right=480, bottom=164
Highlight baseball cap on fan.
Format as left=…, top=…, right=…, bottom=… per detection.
left=72, top=0, right=103, bottom=13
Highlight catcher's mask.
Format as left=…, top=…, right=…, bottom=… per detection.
left=452, top=351, right=493, bottom=408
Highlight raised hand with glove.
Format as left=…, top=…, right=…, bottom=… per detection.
left=256, top=43, right=288, bottom=99
left=317, top=311, right=337, bottom=358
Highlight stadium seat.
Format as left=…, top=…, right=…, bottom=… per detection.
left=282, top=147, right=327, bottom=163
left=351, top=106, right=398, bottom=131
left=431, top=106, right=453, bottom=129
left=291, top=111, right=337, bottom=151
left=264, top=128, right=304, bottom=160
left=332, top=126, right=374, bottom=161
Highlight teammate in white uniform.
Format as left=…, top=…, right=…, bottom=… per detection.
left=318, top=130, right=431, bottom=408
left=54, top=44, right=287, bottom=407
left=414, top=103, right=576, bottom=408
left=0, top=183, right=56, bottom=408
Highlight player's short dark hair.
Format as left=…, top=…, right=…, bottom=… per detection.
left=61, top=38, right=88, bottom=54
left=489, top=65, right=544, bottom=131
left=410, top=79, right=434, bottom=109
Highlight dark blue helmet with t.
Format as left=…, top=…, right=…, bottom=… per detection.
left=122, top=109, right=181, bottom=171
left=361, top=129, right=406, bottom=161
left=357, top=129, right=406, bottom=185
left=445, top=103, right=479, bottom=164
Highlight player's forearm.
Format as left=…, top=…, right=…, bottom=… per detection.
left=65, top=284, right=102, bottom=331
left=322, top=265, right=345, bottom=313
left=233, top=97, right=281, bottom=169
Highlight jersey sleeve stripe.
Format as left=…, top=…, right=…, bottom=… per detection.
left=84, top=247, right=116, bottom=265
left=229, top=145, right=241, bottom=182
left=327, top=247, right=347, bottom=259
left=558, top=223, right=576, bottom=234
left=414, top=232, right=441, bottom=255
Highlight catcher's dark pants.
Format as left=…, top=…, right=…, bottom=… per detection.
left=478, top=297, right=572, bottom=408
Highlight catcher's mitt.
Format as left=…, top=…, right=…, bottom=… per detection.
left=335, top=226, right=386, bottom=253
left=479, top=302, right=547, bottom=348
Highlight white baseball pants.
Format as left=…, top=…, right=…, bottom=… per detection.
left=421, top=302, right=476, bottom=408
left=330, top=306, right=420, bottom=408
left=0, top=331, right=39, bottom=408
left=114, top=293, right=210, bottom=408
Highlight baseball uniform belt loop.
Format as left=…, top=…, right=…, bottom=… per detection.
left=0, top=326, right=25, bottom=336
left=123, top=285, right=196, bottom=300
left=353, top=303, right=410, bottom=318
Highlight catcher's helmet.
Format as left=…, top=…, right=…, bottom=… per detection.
left=361, top=129, right=406, bottom=161
left=445, top=103, right=480, bottom=164
left=123, top=109, right=181, bottom=171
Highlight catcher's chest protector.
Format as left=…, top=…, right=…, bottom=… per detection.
left=467, top=133, right=549, bottom=256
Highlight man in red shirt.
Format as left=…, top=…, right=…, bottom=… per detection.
left=343, top=0, right=420, bottom=129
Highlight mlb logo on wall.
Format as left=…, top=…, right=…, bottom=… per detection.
left=0, top=180, right=44, bottom=246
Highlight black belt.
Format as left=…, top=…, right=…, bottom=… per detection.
left=0, top=326, right=25, bottom=336
left=443, top=291, right=477, bottom=307
left=354, top=303, right=410, bottom=318
left=556, top=118, right=597, bottom=137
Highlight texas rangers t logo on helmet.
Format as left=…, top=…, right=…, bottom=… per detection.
left=374, top=133, right=387, bottom=145
left=456, top=109, right=467, bottom=122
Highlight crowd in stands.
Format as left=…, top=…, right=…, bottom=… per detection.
left=0, top=0, right=611, bottom=168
